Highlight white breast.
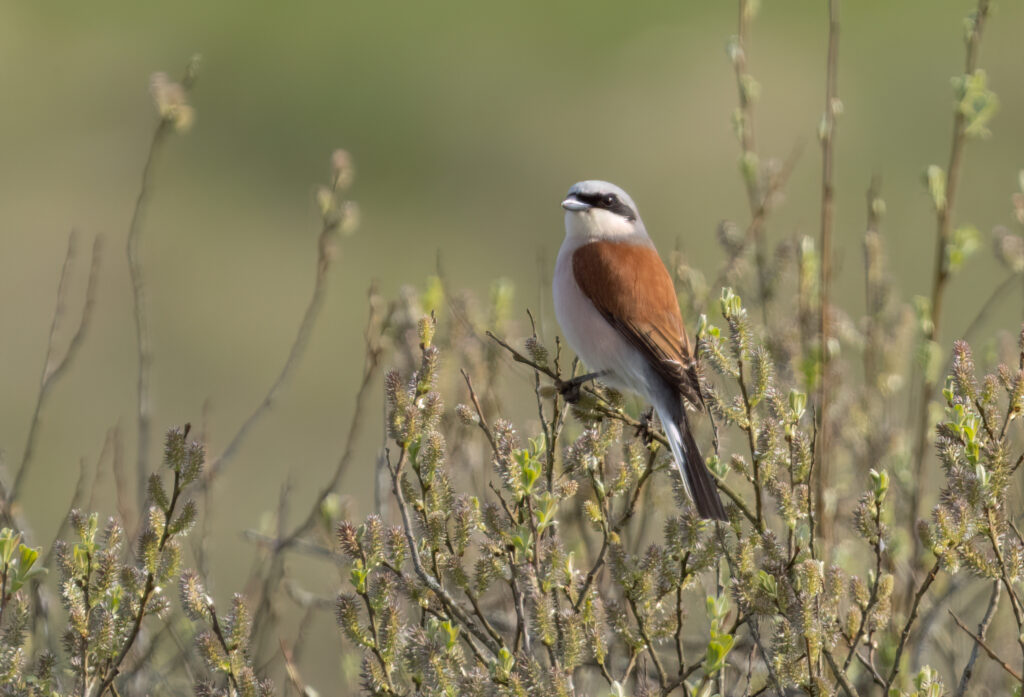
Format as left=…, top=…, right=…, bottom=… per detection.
left=552, top=236, right=655, bottom=397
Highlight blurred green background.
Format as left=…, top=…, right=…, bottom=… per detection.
left=2, top=0, right=1022, bottom=689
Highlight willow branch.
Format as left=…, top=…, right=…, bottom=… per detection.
left=485, top=331, right=757, bottom=526
left=9, top=233, right=102, bottom=507
left=205, top=222, right=345, bottom=482
left=885, top=560, right=940, bottom=690
left=950, top=607, right=1022, bottom=683
left=954, top=581, right=1004, bottom=696
left=909, top=0, right=990, bottom=536
left=816, top=0, right=840, bottom=543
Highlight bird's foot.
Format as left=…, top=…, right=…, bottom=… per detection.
left=555, top=370, right=608, bottom=404
left=634, top=407, right=656, bottom=445
left=556, top=378, right=583, bottom=404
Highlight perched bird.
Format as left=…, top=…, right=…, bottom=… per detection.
left=553, top=180, right=727, bottom=520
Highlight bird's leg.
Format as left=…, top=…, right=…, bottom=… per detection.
left=555, top=370, right=608, bottom=403
left=634, top=406, right=656, bottom=445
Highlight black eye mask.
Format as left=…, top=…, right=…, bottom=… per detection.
left=570, top=192, right=636, bottom=222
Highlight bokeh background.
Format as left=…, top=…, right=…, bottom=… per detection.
left=2, top=0, right=1023, bottom=689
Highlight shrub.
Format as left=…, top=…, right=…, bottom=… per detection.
left=2, top=0, right=1023, bottom=695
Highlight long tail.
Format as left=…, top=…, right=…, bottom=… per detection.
left=656, top=402, right=727, bottom=521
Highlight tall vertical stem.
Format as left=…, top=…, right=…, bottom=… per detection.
left=816, top=0, right=840, bottom=544
left=908, top=0, right=989, bottom=558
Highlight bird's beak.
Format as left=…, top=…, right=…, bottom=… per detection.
left=561, top=197, right=591, bottom=212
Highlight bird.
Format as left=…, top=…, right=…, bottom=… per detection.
left=553, top=180, right=727, bottom=520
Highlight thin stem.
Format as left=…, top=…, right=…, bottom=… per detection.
left=128, top=121, right=172, bottom=507
left=950, top=608, right=1023, bottom=683
left=954, top=581, right=1003, bottom=695
left=94, top=466, right=185, bottom=697
left=909, top=0, right=990, bottom=543
left=941, top=273, right=1021, bottom=383
left=843, top=491, right=884, bottom=671
left=823, top=648, right=859, bottom=697
left=816, top=0, right=840, bottom=545
left=243, top=289, right=385, bottom=651
left=730, top=0, right=769, bottom=316
left=628, top=595, right=668, bottom=691
left=674, top=554, right=691, bottom=681
left=862, top=177, right=883, bottom=404
left=985, top=509, right=1024, bottom=667
left=885, top=560, right=940, bottom=691
left=270, top=289, right=384, bottom=544
left=388, top=448, right=502, bottom=657
left=206, top=603, right=243, bottom=694
left=710, top=148, right=800, bottom=300
left=205, top=217, right=347, bottom=482
left=736, top=355, right=764, bottom=530
left=9, top=233, right=102, bottom=507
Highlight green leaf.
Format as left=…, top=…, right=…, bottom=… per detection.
left=0, top=529, right=16, bottom=566
left=756, top=570, right=777, bottom=599
left=350, top=563, right=368, bottom=594
left=510, top=525, right=533, bottom=561
left=869, top=469, right=889, bottom=502
left=703, top=631, right=735, bottom=675
left=788, top=388, right=807, bottom=421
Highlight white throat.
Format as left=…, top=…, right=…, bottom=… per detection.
left=564, top=208, right=646, bottom=243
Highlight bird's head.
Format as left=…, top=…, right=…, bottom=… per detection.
left=561, top=180, right=645, bottom=241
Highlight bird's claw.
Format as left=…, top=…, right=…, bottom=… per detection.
left=634, top=407, right=655, bottom=445
left=556, top=378, right=583, bottom=404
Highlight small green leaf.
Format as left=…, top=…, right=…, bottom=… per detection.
left=788, top=389, right=807, bottom=420
left=350, top=564, right=368, bottom=594
left=869, top=469, right=889, bottom=502
left=703, top=631, right=735, bottom=675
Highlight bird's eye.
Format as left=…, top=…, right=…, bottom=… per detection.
left=603, top=194, right=616, bottom=206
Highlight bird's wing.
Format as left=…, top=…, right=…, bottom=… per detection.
left=572, top=240, right=702, bottom=408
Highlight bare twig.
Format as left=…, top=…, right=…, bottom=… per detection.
left=816, top=0, right=840, bottom=545
left=127, top=59, right=201, bottom=510
left=940, top=273, right=1021, bottom=384
left=823, top=648, right=860, bottom=697
left=280, top=640, right=309, bottom=697
left=30, top=443, right=102, bottom=650
left=909, top=0, right=991, bottom=542
left=950, top=606, right=1023, bottom=683
left=127, top=122, right=173, bottom=508
left=954, top=581, right=1004, bottom=695
left=274, top=288, right=385, bottom=544
left=627, top=595, right=668, bottom=691
left=205, top=218, right=356, bottom=482
left=853, top=647, right=886, bottom=688
left=460, top=370, right=499, bottom=455
left=862, top=177, right=884, bottom=390
left=729, top=0, right=769, bottom=315
left=736, top=354, right=765, bottom=531
left=710, top=148, right=800, bottom=299
left=9, top=233, right=102, bottom=507
left=246, top=295, right=385, bottom=651
left=885, top=560, right=940, bottom=691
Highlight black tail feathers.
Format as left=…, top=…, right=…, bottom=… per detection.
left=678, top=413, right=728, bottom=521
